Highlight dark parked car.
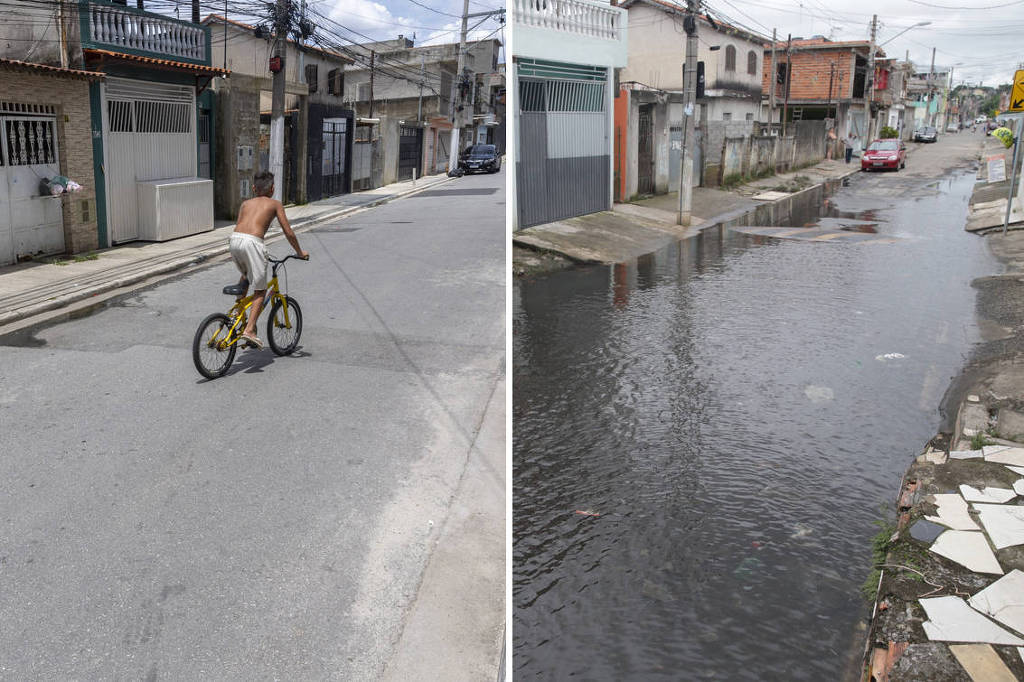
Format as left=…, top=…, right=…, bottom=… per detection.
left=861, top=139, right=907, bottom=171
left=459, top=144, right=501, bottom=174
left=914, top=126, right=937, bottom=143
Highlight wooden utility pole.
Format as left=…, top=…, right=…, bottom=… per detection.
left=447, top=0, right=471, bottom=174
left=768, top=29, right=777, bottom=130
left=827, top=62, right=835, bottom=120
left=269, top=0, right=287, bottom=202
left=927, top=47, right=936, bottom=127
left=676, top=0, right=698, bottom=226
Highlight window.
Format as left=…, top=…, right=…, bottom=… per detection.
left=305, top=64, right=319, bottom=93
left=108, top=100, right=133, bottom=132
left=723, top=112, right=732, bottom=121
left=357, top=82, right=371, bottom=101
left=745, top=112, right=754, bottom=121
left=135, top=101, right=190, bottom=133
left=3, top=118, right=57, bottom=165
left=327, top=68, right=343, bottom=97
left=725, top=45, right=736, bottom=72
left=747, top=50, right=757, bottom=76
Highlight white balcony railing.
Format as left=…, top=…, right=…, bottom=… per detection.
left=512, top=0, right=623, bottom=41
left=88, top=3, right=206, bottom=62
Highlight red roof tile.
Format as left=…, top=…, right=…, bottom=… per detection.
left=83, top=49, right=230, bottom=75
left=0, top=58, right=105, bottom=80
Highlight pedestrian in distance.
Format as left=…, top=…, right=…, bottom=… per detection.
left=843, top=135, right=854, bottom=164
left=228, top=171, right=309, bottom=349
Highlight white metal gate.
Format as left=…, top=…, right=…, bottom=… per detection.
left=0, top=104, right=64, bottom=265
left=102, top=78, right=196, bottom=244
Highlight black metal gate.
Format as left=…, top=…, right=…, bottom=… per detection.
left=638, top=104, right=654, bottom=195
left=308, top=104, right=354, bottom=201
left=398, top=126, right=422, bottom=181
left=322, top=117, right=348, bottom=196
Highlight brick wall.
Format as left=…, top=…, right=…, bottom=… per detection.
left=762, top=48, right=858, bottom=102
left=0, top=68, right=99, bottom=255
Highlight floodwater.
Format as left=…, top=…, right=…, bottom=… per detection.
left=513, top=170, right=995, bottom=679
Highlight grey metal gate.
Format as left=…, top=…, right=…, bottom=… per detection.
left=669, top=126, right=682, bottom=189
left=638, top=104, right=654, bottom=195
left=516, top=61, right=609, bottom=229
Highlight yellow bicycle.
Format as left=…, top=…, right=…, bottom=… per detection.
left=192, top=254, right=306, bottom=379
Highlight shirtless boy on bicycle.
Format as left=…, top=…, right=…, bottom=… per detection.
left=229, top=171, right=309, bottom=349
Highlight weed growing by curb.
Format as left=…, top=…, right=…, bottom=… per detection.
left=862, top=513, right=897, bottom=602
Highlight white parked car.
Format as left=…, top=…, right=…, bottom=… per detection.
left=976, top=116, right=987, bottom=124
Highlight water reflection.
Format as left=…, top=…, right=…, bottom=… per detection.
left=513, top=170, right=994, bottom=680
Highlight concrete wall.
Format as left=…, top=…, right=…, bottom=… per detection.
left=793, top=120, right=826, bottom=167
left=213, top=75, right=261, bottom=219
left=0, top=1, right=83, bottom=67
left=0, top=67, right=99, bottom=255
left=704, top=120, right=755, bottom=186
left=712, top=119, right=826, bottom=184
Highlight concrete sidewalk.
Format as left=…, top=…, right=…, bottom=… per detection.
left=512, top=158, right=866, bottom=266
left=0, top=173, right=452, bottom=329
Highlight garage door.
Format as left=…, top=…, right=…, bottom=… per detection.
left=102, top=78, right=196, bottom=244
left=0, top=104, right=64, bottom=265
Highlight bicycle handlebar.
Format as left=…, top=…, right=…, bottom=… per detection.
left=268, top=253, right=309, bottom=264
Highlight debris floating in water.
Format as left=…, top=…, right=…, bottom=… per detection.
left=804, top=385, right=834, bottom=403
left=574, top=510, right=600, bottom=517
left=875, top=353, right=906, bottom=362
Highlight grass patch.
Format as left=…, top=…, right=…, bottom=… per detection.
left=970, top=432, right=993, bottom=450
left=862, top=514, right=898, bottom=602
left=73, top=252, right=98, bottom=262
left=45, top=257, right=70, bottom=266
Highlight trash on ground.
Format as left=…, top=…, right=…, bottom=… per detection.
left=574, top=510, right=600, bottom=517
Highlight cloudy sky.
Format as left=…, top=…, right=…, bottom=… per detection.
left=692, top=0, right=1024, bottom=88
left=306, top=0, right=505, bottom=55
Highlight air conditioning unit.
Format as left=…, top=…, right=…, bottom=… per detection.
left=137, top=177, right=214, bottom=241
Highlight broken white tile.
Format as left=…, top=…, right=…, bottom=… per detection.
left=984, top=445, right=1013, bottom=457
left=986, top=447, right=1024, bottom=466
left=950, top=449, right=984, bottom=459
left=925, top=450, right=948, bottom=464
left=1007, top=466, right=1024, bottom=476
left=1015, top=479, right=1024, bottom=497
left=968, top=394, right=981, bottom=402
left=949, top=644, right=1018, bottom=682
left=968, top=570, right=1024, bottom=637
left=921, top=596, right=1024, bottom=645
left=964, top=427, right=980, bottom=437
left=960, top=484, right=1018, bottom=504
left=926, top=494, right=981, bottom=531
left=930, top=530, right=1004, bottom=574
left=1019, top=647, right=1024, bottom=664
left=973, top=504, right=1024, bottom=550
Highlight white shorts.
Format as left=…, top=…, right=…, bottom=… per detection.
left=229, top=232, right=268, bottom=290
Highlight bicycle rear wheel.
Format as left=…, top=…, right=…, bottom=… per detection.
left=267, top=296, right=302, bottom=356
left=193, top=313, right=237, bottom=379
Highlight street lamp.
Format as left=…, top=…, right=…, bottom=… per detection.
left=878, top=21, right=931, bottom=48
left=865, top=20, right=931, bottom=146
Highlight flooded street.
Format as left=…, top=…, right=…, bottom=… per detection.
left=513, top=156, right=996, bottom=678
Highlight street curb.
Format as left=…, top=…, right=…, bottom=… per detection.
left=0, top=176, right=455, bottom=329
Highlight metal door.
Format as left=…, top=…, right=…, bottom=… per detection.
left=198, top=111, right=211, bottom=178
left=102, top=78, right=197, bottom=244
left=322, top=117, right=347, bottom=196
left=638, top=104, right=654, bottom=195
left=669, top=126, right=682, bottom=189
left=516, top=72, right=609, bottom=229
left=398, top=126, right=422, bottom=181
left=0, top=112, right=64, bottom=265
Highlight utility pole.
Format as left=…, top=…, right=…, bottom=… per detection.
left=782, top=34, right=791, bottom=136
left=269, top=0, right=287, bottom=202
left=863, top=14, right=877, bottom=149
left=927, top=47, right=936, bottom=127
left=417, top=55, right=425, bottom=122
left=447, top=0, right=471, bottom=174
left=827, top=62, right=835, bottom=121
left=768, top=29, right=777, bottom=131
left=676, top=0, right=698, bottom=226
left=369, top=51, right=375, bottom=119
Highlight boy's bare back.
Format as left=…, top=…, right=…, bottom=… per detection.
left=235, top=196, right=284, bottom=239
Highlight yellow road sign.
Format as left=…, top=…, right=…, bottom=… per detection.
left=1010, top=69, right=1024, bottom=112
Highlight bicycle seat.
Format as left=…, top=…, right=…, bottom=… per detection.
left=223, top=281, right=248, bottom=296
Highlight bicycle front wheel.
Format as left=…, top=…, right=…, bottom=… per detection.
left=193, top=313, right=237, bottom=379
left=267, top=296, right=303, bottom=356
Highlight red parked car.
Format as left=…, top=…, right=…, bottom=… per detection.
left=861, top=139, right=907, bottom=172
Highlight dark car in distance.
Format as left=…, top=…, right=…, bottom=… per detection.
left=913, top=126, right=938, bottom=143
left=459, top=144, right=501, bottom=174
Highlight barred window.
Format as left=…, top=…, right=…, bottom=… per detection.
left=521, top=80, right=604, bottom=113
left=306, top=64, right=319, bottom=93
left=519, top=80, right=545, bottom=111
left=109, top=100, right=133, bottom=132
left=4, top=118, right=57, bottom=166
left=725, top=45, right=736, bottom=72
left=135, top=101, right=190, bottom=133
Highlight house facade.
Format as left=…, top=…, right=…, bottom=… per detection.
left=614, top=3, right=764, bottom=197
left=0, top=0, right=223, bottom=261
left=203, top=15, right=354, bottom=217
left=512, top=0, right=628, bottom=229
left=342, top=37, right=501, bottom=184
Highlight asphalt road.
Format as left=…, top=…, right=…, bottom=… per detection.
left=0, top=168, right=506, bottom=679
